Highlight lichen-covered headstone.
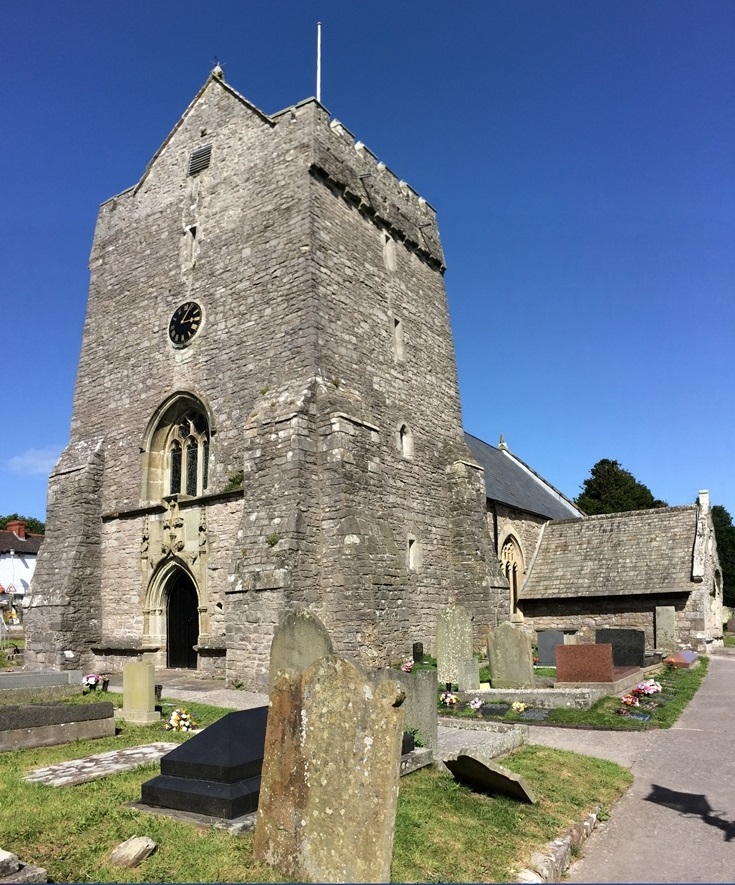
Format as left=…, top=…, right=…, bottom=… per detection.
left=436, top=604, right=473, bottom=686
left=121, top=661, right=159, bottom=723
left=655, top=606, right=677, bottom=654
left=458, top=658, right=480, bottom=691
left=254, top=609, right=405, bottom=883
left=487, top=622, right=534, bottom=689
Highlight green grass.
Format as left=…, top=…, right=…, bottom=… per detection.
left=0, top=696, right=633, bottom=883
left=392, top=746, right=631, bottom=882
left=441, top=658, right=709, bottom=730
left=723, top=635, right=735, bottom=647
left=534, top=667, right=557, bottom=678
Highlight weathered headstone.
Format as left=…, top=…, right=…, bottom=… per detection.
left=267, top=607, right=334, bottom=689
left=140, top=705, right=268, bottom=818
left=436, top=604, right=473, bottom=687
left=487, top=622, right=534, bottom=689
left=444, top=749, right=536, bottom=804
left=537, top=629, right=565, bottom=666
left=121, top=661, right=159, bottom=723
left=595, top=629, right=645, bottom=668
left=375, top=667, right=438, bottom=752
left=457, top=658, right=480, bottom=691
left=412, top=641, right=424, bottom=663
left=655, top=606, right=677, bottom=654
left=556, top=644, right=615, bottom=683
left=255, top=610, right=405, bottom=883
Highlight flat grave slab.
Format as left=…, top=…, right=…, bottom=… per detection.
left=519, top=708, right=551, bottom=722
left=480, top=704, right=510, bottom=717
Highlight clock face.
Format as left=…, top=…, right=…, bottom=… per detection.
left=169, top=301, right=203, bottom=346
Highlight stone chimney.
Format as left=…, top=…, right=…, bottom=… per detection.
left=5, top=520, right=26, bottom=539
left=697, top=490, right=710, bottom=514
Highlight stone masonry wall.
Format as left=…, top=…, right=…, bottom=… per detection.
left=27, top=75, right=506, bottom=687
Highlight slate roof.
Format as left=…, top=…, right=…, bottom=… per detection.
left=520, top=506, right=698, bottom=599
left=0, top=530, right=43, bottom=556
left=463, top=433, right=582, bottom=521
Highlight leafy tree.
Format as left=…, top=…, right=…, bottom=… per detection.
left=711, top=505, right=735, bottom=608
left=575, top=459, right=667, bottom=515
left=0, top=513, right=45, bottom=534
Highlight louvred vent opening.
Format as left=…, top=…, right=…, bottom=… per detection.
left=188, top=144, right=212, bottom=175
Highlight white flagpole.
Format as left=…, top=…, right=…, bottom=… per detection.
left=316, top=22, right=322, bottom=103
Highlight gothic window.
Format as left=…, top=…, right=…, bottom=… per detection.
left=500, top=535, right=524, bottom=615
left=142, top=395, right=211, bottom=502
left=169, top=410, right=209, bottom=497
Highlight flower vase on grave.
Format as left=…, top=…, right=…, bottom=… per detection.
left=102, top=678, right=109, bottom=692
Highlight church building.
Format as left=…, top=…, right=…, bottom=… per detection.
left=25, top=69, right=509, bottom=689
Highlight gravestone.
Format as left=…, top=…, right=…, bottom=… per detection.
left=457, top=658, right=480, bottom=691
left=487, top=622, right=534, bottom=689
left=121, top=661, right=159, bottom=724
left=727, top=616, right=735, bottom=634
left=537, top=630, right=565, bottom=666
left=254, top=609, right=405, bottom=883
left=595, top=629, right=645, bottom=668
left=412, top=641, right=424, bottom=663
left=140, top=706, right=268, bottom=818
left=555, top=644, right=615, bottom=683
left=436, top=604, right=473, bottom=687
left=444, top=750, right=536, bottom=804
left=665, top=650, right=700, bottom=669
left=375, top=667, right=438, bottom=752
left=655, top=606, right=677, bottom=654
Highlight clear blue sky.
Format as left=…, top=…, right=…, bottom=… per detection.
left=2, top=1, right=733, bottom=522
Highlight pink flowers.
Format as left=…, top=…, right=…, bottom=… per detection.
left=401, top=659, right=414, bottom=672
left=620, top=694, right=640, bottom=707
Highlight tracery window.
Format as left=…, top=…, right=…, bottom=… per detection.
left=168, top=410, right=209, bottom=496
left=500, top=535, right=524, bottom=615
left=141, top=394, right=211, bottom=502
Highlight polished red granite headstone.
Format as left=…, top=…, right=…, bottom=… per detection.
left=555, top=643, right=615, bottom=683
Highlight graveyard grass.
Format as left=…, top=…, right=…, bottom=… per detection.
left=0, top=692, right=631, bottom=884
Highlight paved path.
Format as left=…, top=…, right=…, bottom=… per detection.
left=547, top=653, right=735, bottom=883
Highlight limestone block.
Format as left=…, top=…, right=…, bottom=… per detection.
left=109, top=836, right=157, bottom=868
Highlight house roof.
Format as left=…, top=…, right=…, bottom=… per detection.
left=520, top=505, right=699, bottom=600
left=463, top=433, right=582, bottom=521
left=0, top=530, right=43, bottom=556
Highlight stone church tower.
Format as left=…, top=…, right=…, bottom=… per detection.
left=26, top=69, right=508, bottom=689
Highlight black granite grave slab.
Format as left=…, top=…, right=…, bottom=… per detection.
left=519, top=708, right=551, bottom=721
left=480, top=704, right=510, bottom=717
left=595, top=629, right=645, bottom=668
left=537, top=630, right=565, bottom=666
left=141, top=705, right=268, bottom=819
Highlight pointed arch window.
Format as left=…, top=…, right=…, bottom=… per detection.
left=500, top=535, right=524, bottom=615
left=142, top=395, right=211, bottom=502
left=168, top=410, right=209, bottom=497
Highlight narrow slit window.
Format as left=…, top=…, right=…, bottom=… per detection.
left=169, top=441, right=182, bottom=496
left=393, top=317, right=405, bottom=362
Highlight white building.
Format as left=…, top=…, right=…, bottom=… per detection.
left=0, top=521, right=44, bottom=615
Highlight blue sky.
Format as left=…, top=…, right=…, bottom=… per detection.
left=2, top=1, right=733, bottom=522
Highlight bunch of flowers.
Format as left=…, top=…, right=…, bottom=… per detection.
left=620, top=693, right=640, bottom=707
left=511, top=701, right=527, bottom=713
left=631, top=679, right=662, bottom=697
left=440, top=691, right=457, bottom=707
left=401, top=659, right=414, bottom=673
left=165, top=708, right=198, bottom=732
left=469, top=697, right=483, bottom=711
left=83, top=674, right=102, bottom=687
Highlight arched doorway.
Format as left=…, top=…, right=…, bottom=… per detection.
left=166, top=571, right=199, bottom=669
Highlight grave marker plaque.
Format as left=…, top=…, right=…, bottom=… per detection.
left=595, top=629, right=645, bottom=668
